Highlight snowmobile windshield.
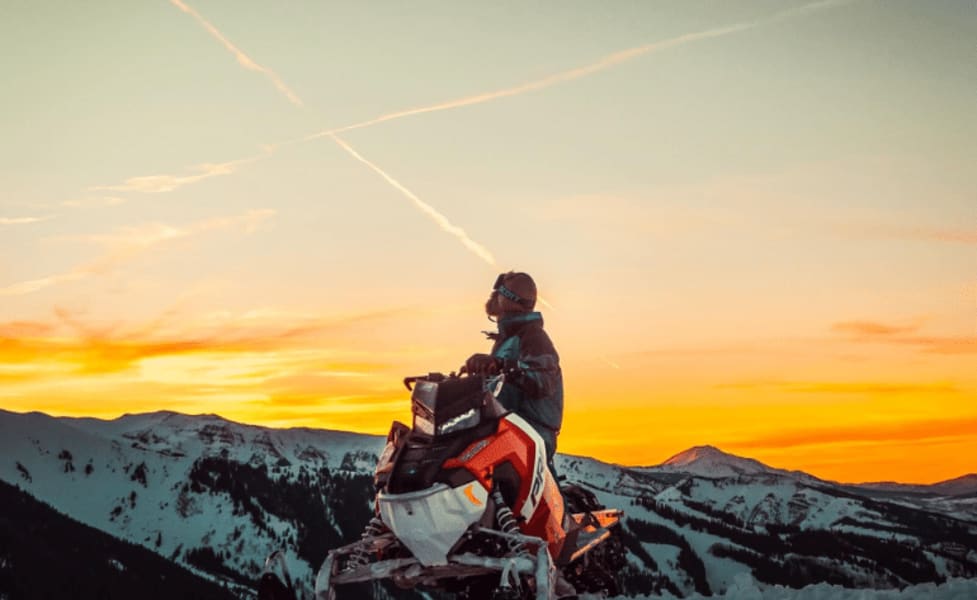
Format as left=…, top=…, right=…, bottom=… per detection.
left=410, top=376, right=487, bottom=438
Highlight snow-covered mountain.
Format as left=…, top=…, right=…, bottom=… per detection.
left=0, top=409, right=386, bottom=598
left=641, top=444, right=823, bottom=484
left=853, top=474, right=977, bottom=497
left=1, top=409, right=975, bottom=599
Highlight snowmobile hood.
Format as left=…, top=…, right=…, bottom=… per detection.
left=377, top=482, right=489, bottom=566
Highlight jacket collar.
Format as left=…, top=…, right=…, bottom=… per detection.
left=497, top=311, right=543, bottom=337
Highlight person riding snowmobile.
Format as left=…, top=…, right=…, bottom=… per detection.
left=464, top=271, right=563, bottom=481
left=257, top=273, right=627, bottom=599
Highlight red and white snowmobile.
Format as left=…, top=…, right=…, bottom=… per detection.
left=260, top=371, right=625, bottom=600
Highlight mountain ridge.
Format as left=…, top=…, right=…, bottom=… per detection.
left=14, top=409, right=970, bottom=487
left=2, top=409, right=975, bottom=598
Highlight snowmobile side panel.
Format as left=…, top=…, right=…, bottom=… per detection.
left=502, top=414, right=566, bottom=560
left=502, top=414, right=548, bottom=523
left=444, top=413, right=567, bottom=560
left=378, top=481, right=489, bottom=566
left=524, top=467, right=566, bottom=560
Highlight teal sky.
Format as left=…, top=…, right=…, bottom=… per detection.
left=1, top=1, right=975, bottom=481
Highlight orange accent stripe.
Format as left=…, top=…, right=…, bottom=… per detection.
left=464, top=484, right=483, bottom=506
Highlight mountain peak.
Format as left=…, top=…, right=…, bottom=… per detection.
left=654, top=445, right=785, bottom=479
left=661, top=445, right=730, bottom=467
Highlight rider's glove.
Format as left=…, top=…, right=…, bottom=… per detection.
left=464, top=353, right=502, bottom=376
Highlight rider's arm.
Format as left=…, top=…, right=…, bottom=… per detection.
left=502, top=329, right=560, bottom=399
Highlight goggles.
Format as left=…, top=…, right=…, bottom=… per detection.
left=493, top=273, right=533, bottom=308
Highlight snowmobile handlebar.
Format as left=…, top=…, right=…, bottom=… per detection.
left=403, top=370, right=503, bottom=391
left=403, top=371, right=458, bottom=391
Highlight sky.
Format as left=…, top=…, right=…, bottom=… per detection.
left=1, top=0, right=975, bottom=484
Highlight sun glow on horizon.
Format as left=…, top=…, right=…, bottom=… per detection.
left=2, top=1, right=974, bottom=488
left=2, top=312, right=974, bottom=484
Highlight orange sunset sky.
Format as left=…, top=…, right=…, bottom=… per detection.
left=2, top=0, right=975, bottom=484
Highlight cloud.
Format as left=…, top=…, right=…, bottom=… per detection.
left=0, top=209, right=275, bottom=297
left=61, top=196, right=126, bottom=208
left=0, top=215, right=54, bottom=225
left=715, top=380, right=959, bottom=395
left=90, top=157, right=262, bottom=194
left=831, top=319, right=977, bottom=355
left=898, top=227, right=977, bottom=245
left=0, top=308, right=407, bottom=388
left=329, top=134, right=498, bottom=267
left=0, top=321, right=56, bottom=337
left=0, top=271, right=92, bottom=297
left=831, top=320, right=921, bottom=337
left=638, top=342, right=763, bottom=357
left=894, top=336, right=977, bottom=355
left=168, top=0, right=303, bottom=107
left=725, top=415, right=977, bottom=451
left=834, top=223, right=977, bottom=245
left=61, top=208, right=276, bottom=247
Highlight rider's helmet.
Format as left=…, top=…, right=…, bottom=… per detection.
left=492, top=271, right=537, bottom=310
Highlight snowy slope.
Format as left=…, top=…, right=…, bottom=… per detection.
left=2, top=410, right=975, bottom=598
left=853, top=474, right=977, bottom=497
left=558, top=445, right=977, bottom=597
left=631, top=575, right=977, bottom=600
left=0, top=409, right=384, bottom=598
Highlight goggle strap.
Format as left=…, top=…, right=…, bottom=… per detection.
left=496, top=283, right=532, bottom=307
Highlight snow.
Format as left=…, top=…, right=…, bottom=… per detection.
left=651, top=446, right=819, bottom=484
left=628, top=575, right=977, bottom=600
left=0, top=408, right=386, bottom=598
left=3, top=408, right=975, bottom=598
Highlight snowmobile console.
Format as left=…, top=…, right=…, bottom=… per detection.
left=407, top=372, right=506, bottom=439
left=385, top=373, right=507, bottom=494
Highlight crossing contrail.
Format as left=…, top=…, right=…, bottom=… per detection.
left=328, top=134, right=498, bottom=267
left=303, top=0, right=854, bottom=141
left=99, top=0, right=855, bottom=195
left=169, top=0, right=303, bottom=107
left=305, top=25, right=749, bottom=140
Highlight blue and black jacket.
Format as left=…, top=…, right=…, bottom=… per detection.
left=489, top=312, right=564, bottom=456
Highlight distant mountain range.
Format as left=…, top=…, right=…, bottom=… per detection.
left=1, top=409, right=975, bottom=598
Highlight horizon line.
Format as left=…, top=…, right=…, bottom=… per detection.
left=5, top=406, right=972, bottom=486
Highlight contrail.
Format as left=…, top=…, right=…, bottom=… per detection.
left=329, top=134, right=498, bottom=267
left=99, top=0, right=855, bottom=195
left=169, top=0, right=303, bottom=107
left=307, top=26, right=748, bottom=139
left=90, top=154, right=267, bottom=194
left=328, top=135, right=562, bottom=310
left=303, top=0, right=854, bottom=141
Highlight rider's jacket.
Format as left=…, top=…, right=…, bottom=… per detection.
left=489, top=312, right=564, bottom=450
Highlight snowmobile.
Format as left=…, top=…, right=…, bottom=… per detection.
left=259, top=370, right=626, bottom=600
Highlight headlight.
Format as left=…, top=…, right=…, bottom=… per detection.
left=414, top=413, right=435, bottom=436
